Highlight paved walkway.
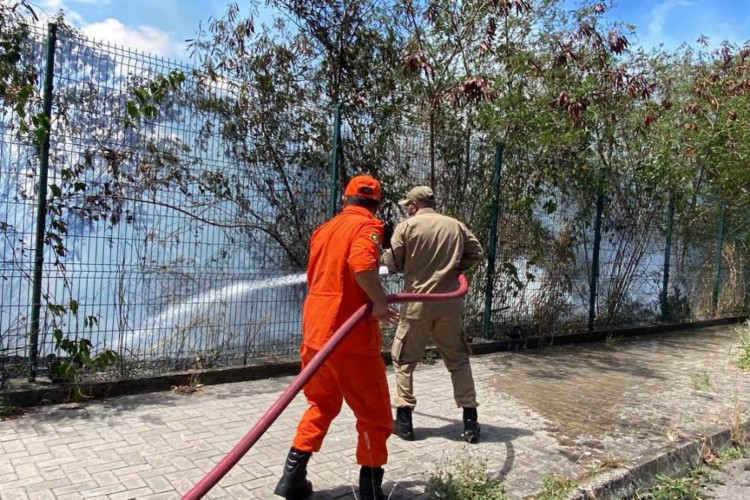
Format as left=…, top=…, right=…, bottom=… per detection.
left=1, top=324, right=749, bottom=499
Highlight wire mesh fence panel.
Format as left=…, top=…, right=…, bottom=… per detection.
left=592, top=168, right=670, bottom=328
left=2, top=22, right=750, bottom=384
left=491, top=196, right=583, bottom=338
left=716, top=203, right=750, bottom=317
left=2, top=25, right=336, bottom=380
left=669, top=196, right=744, bottom=321
left=338, top=111, right=496, bottom=342
left=0, top=23, right=48, bottom=383
left=485, top=153, right=592, bottom=340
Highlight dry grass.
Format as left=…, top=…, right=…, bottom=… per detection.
left=699, top=438, right=722, bottom=468
left=691, top=243, right=747, bottom=319
left=728, top=396, right=747, bottom=449
left=171, top=369, right=204, bottom=395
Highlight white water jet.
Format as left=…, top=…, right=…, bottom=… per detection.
left=148, top=273, right=308, bottom=329
left=128, top=266, right=393, bottom=357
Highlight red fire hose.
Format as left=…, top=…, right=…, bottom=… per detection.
left=182, top=275, right=469, bottom=499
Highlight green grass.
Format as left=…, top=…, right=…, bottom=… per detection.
left=425, top=456, right=507, bottom=500
left=0, top=396, right=10, bottom=419
left=634, top=465, right=718, bottom=499
left=420, top=350, right=438, bottom=365
left=718, top=446, right=746, bottom=461
left=537, top=473, right=577, bottom=500
left=737, top=326, right=750, bottom=370
left=643, top=472, right=704, bottom=500
left=688, top=373, right=712, bottom=390
left=0, top=395, right=22, bottom=420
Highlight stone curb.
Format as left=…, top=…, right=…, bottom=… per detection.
left=4, top=360, right=301, bottom=407
left=471, top=316, right=748, bottom=354
left=566, top=420, right=750, bottom=499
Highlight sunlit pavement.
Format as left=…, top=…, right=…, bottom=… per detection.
left=1, top=324, right=749, bottom=499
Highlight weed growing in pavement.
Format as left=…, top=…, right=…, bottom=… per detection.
left=688, top=372, right=711, bottom=390
left=420, top=350, right=438, bottom=365
left=635, top=444, right=749, bottom=500
left=727, top=394, right=747, bottom=448
left=538, top=473, right=577, bottom=500
left=635, top=469, right=710, bottom=500
left=424, top=454, right=507, bottom=499
left=736, top=323, right=750, bottom=370
left=0, top=395, right=11, bottom=419
left=575, top=453, right=624, bottom=483
left=0, top=395, right=23, bottom=420
left=718, top=446, right=746, bottom=461
left=703, top=443, right=750, bottom=470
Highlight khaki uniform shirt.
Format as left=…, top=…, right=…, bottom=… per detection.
left=383, top=208, right=484, bottom=319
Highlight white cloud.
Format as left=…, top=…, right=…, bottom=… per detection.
left=31, top=0, right=183, bottom=59
left=648, top=0, right=694, bottom=37
left=33, top=0, right=84, bottom=24
left=635, top=0, right=750, bottom=50
left=81, top=18, right=182, bottom=58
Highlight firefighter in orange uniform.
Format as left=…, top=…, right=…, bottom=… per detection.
left=274, top=175, right=398, bottom=500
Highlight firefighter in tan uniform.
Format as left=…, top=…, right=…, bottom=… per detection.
left=382, top=186, right=484, bottom=443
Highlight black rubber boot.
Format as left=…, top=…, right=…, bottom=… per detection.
left=358, top=466, right=386, bottom=500
left=273, top=447, right=313, bottom=499
left=394, top=407, right=414, bottom=441
left=461, top=407, right=481, bottom=444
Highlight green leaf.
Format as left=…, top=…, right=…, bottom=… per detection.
left=143, top=105, right=157, bottom=119
left=134, top=88, right=148, bottom=105
left=53, top=328, right=64, bottom=344
left=126, top=100, right=140, bottom=120
left=14, top=101, right=26, bottom=118
left=35, top=127, right=47, bottom=145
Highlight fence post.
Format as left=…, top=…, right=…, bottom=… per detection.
left=28, top=23, right=58, bottom=382
left=327, top=103, right=342, bottom=220
left=483, top=142, right=503, bottom=338
left=660, top=196, right=675, bottom=321
left=711, top=199, right=727, bottom=317
left=587, top=167, right=605, bottom=331
left=429, top=112, right=436, bottom=191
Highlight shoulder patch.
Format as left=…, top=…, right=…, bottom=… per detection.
left=369, top=232, right=381, bottom=244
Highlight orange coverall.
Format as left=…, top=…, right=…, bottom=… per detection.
left=291, top=205, right=392, bottom=467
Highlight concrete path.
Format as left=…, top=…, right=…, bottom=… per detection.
left=1, top=324, right=749, bottom=499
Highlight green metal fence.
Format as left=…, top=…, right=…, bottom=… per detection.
left=1, top=24, right=748, bottom=386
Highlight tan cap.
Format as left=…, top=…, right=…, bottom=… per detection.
left=398, top=185, right=435, bottom=206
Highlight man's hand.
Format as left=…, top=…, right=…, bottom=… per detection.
left=355, top=269, right=394, bottom=320
left=371, top=302, right=399, bottom=325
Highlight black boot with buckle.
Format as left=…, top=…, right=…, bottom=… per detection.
left=394, top=407, right=414, bottom=441
left=359, top=466, right=386, bottom=500
left=273, top=447, right=313, bottom=499
left=461, top=407, right=481, bottom=444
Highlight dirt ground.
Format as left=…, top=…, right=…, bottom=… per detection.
left=704, top=457, right=750, bottom=499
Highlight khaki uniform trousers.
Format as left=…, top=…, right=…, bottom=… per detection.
left=391, top=315, right=477, bottom=409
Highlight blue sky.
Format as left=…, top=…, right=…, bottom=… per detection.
left=24, top=0, right=750, bottom=60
